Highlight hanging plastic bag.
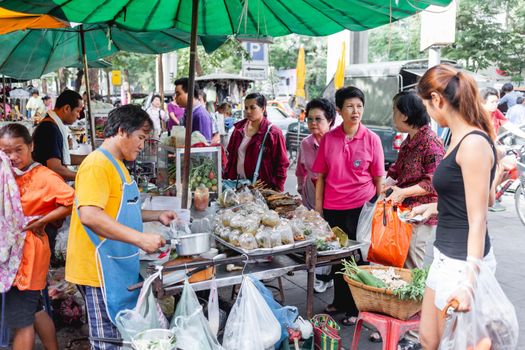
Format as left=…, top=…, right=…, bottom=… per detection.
left=356, top=200, right=376, bottom=261
left=367, top=200, right=412, bottom=267
left=440, top=262, right=518, bottom=350
left=249, top=275, right=299, bottom=349
left=208, top=278, right=220, bottom=337
left=222, top=277, right=281, bottom=350
left=115, top=267, right=168, bottom=341
left=170, top=279, right=223, bottom=350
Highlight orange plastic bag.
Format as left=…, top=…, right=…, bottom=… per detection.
left=367, top=200, right=412, bottom=267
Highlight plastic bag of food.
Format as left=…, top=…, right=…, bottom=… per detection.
left=356, top=200, right=376, bottom=261
left=255, top=229, right=272, bottom=249
left=222, top=277, right=281, bottom=350
left=229, top=214, right=245, bottom=229
left=219, top=189, right=239, bottom=208
left=221, top=210, right=234, bottom=227
left=270, top=230, right=282, bottom=247
left=440, top=262, right=518, bottom=350
left=116, top=268, right=168, bottom=341
left=239, top=233, right=258, bottom=250
left=261, top=210, right=280, bottom=227
left=290, top=218, right=307, bottom=241
left=228, top=230, right=241, bottom=246
left=170, top=280, right=224, bottom=350
left=275, top=221, right=294, bottom=245
left=241, top=218, right=259, bottom=235
left=219, top=227, right=231, bottom=241
left=238, top=187, right=255, bottom=204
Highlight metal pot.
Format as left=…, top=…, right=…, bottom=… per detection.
left=170, top=232, right=211, bottom=256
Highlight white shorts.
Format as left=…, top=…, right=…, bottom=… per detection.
left=426, top=247, right=497, bottom=310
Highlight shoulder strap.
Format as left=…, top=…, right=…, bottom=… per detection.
left=458, top=130, right=497, bottom=168
left=252, top=124, right=273, bottom=183
left=98, top=148, right=127, bottom=183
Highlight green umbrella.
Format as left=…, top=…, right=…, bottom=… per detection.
left=1, top=0, right=453, bottom=210
left=68, top=59, right=112, bottom=69
left=1, top=0, right=452, bottom=35
left=0, top=24, right=226, bottom=80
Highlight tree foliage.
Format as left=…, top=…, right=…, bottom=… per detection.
left=109, top=51, right=157, bottom=92
left=444, top=0, right=525, bottom=81
left=368, top=15, right=425, bottom=62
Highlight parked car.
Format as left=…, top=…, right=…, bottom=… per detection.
left=286, top=121, right=309, bottom=158
left=268, top=99, right=297, bottom=118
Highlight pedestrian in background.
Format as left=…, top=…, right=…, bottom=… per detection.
left=313, top=86, right=385, bottom=326
left=146, top=94, right=168, bottom=138
left=412, top=64, right=497, bottom=350
left=225, top=92, right=289, bottom=191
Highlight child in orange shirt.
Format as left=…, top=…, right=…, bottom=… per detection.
left=0, top=123, right=74, bottom=350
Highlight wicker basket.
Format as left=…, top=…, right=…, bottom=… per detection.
left=344, top=266, right=422, bottom=321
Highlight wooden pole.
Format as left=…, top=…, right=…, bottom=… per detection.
left=80, top=25, right=96, bottom=151
left=181, top=0, right=199, bottom=209
left=2, top=75, right=6, bottom=120
left=106, top=69, right=111, bottom=104
left=158, top=54, right=165, bottom=110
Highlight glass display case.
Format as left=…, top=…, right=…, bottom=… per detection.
left=156, top=145, right=222, bottom=198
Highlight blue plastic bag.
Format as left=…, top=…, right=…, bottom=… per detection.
left=249, top=275, right=299, bottom=349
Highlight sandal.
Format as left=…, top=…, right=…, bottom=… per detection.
left=369, top=331, right=382, bottom=343
left=341, top=316, right=358, bottom=326
left=324, top=304, right=339, bottom=314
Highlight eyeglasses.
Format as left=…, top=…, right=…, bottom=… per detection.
left=306, top=117, right=327, bottom=124
left=345, top=105, right=364, bottom=112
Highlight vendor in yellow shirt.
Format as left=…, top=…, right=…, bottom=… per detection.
left=65, top=104, right=176, bottom=349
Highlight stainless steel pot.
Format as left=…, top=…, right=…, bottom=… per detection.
left=170, top=233, right=211, bottom=256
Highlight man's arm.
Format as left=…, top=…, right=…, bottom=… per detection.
left=70, top=154, right=87, bottom=166
left=79, top=206, right=165, bottom=253
left=46, top=158, right=77, bottom=181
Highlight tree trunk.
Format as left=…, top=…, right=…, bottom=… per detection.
left=41, top=78, right=48, bottom=94
left=89, top=68, right=100, bottom=97
left=58, top=68, right=68, bottom=92
left=195, top=50, right=203, bottom=76
left=75, top=69, right=83, bottom=92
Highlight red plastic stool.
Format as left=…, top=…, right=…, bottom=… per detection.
left=350, top=312, right=420, bottom=350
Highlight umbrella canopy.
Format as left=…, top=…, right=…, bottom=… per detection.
left=0, top=7, right=67, bottom=34
left=68, top=59, right=112, bottom=69
left=2, top=0, right=453, bottom=35
left=0, top=24, right=226, bottom=80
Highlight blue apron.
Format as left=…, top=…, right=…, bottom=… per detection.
left=77, top=148, right=143, bottom=324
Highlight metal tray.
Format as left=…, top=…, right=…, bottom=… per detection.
left=316, top=239, right=366, bottom=256
left=214, top=235, right=313, bottom=256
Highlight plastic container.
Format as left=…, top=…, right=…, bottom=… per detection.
left=194, top=185, right=209, bottom=211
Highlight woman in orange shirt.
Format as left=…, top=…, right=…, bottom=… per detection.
left=0, top=123, right=74, bottom=350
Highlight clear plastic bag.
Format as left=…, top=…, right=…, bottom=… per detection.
left=356, top=200, right=376, bottom=261
left=261, top=210, right=280, bottom=227
left=255, top=228, right=272, bottom=249
left=275, top=221, right=294, bottom=245
left=115, top=268, right=168, bottom=341
left=440, top=263, right=519, bottom=350
left=208, top=279, right=220, bottom=337
left=170, top=280, right=224, bottom=350
left=239, top=233, right=258, bottom=250
left=222, top=277, right=281, bottom=350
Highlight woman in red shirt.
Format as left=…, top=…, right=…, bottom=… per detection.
left=0, top=123, right=74, bottom=350
left=225, top=93, right=289, bottom=191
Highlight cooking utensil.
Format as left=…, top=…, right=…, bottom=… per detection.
left=166, top=232, right=211, bottom=256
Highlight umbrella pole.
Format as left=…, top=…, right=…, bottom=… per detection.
left=106, top=69, right=111, bottom=104
left=80, top=25, right=96, bottom=151
left=2, top=75, right=6, bottom=120
left=181, top=0, right=199, bottom=209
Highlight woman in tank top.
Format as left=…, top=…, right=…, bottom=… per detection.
left=409, top=64, right=497, bottom=349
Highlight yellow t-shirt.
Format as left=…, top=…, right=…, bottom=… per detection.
left=65, top=150, right=132, bottom=287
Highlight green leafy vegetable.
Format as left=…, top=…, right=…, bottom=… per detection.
left=393, top=267, right=429, bottom=301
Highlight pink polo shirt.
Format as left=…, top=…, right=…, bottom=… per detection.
left=312, top=124, right=385, bottom=210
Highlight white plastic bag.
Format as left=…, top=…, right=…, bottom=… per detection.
left=208, top=279, right=220, bottom=337
left=440, top=263, right=519, bottom=350
left=115, top=268, right=169, bottom=341
left=170, top=279, right=223, bottom=350
left=222, top=277, right=281, bottom=350
left=356, top=200, right=376, bottom=261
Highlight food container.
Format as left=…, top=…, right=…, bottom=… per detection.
left=194, top=185, right=210, bottom=211
left=170, top=232, right=211, bottom=256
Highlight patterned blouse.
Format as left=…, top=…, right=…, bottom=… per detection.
left=387, top=125, right=445, bottom=226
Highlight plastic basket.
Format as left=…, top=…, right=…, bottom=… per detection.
left=343, top=266, right=422, bottom=320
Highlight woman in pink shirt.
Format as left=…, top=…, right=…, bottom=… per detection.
left=313, top=86, right=385, bottom=325
left=296, top=98, right=336, bottom=210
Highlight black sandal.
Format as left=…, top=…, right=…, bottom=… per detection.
left=369, top=331, right=382, bottom=342
left=341, top=316, right=358, bottom=326
left=324, top=304, right=339, bottom=314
